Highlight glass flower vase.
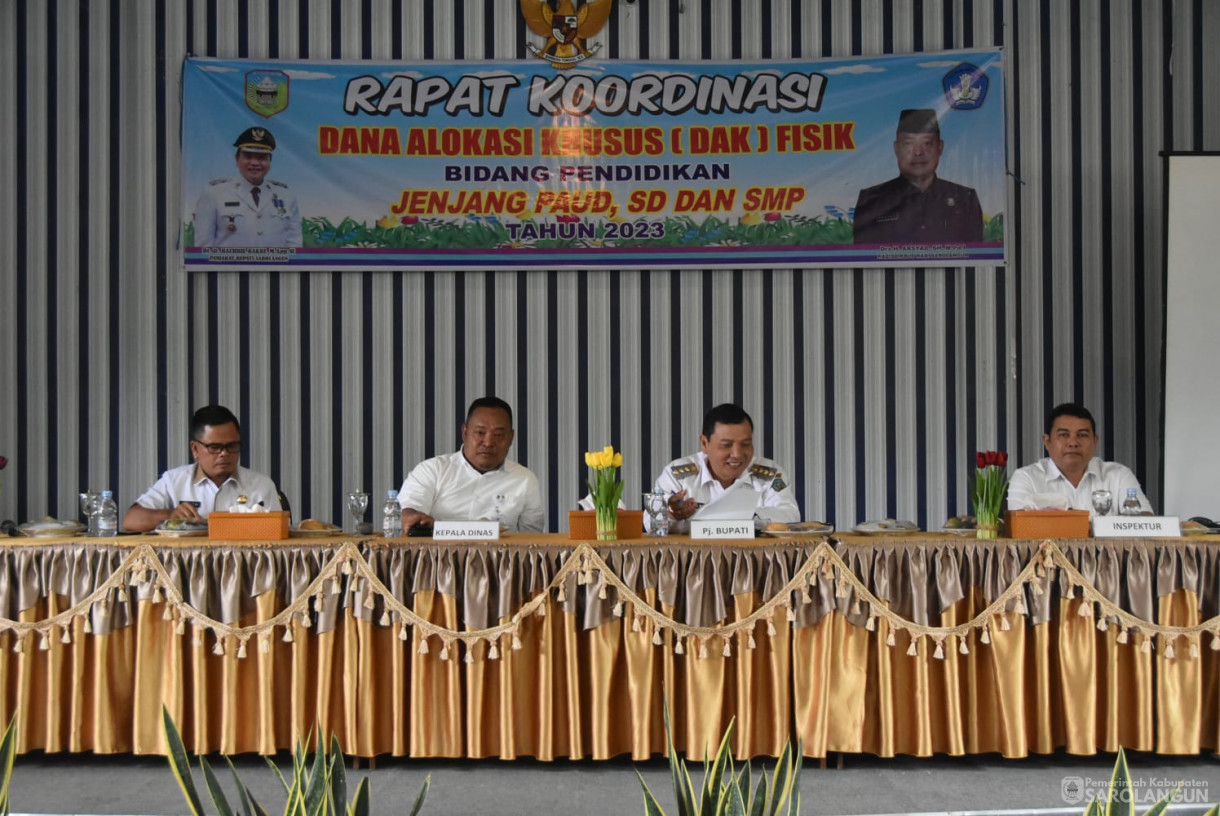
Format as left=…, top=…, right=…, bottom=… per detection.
left=976, top=510, right=1000, bottom=539
left=595, top=505, right=618, bottom=541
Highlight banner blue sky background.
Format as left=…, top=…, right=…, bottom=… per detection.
left=182, top=49, right=1005, bottom=269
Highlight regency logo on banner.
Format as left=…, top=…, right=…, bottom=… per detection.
left=180, top=50, right=1006, bottom=271
left=244, top=69, right=290, bottom=118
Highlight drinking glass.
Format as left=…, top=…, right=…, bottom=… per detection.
left=643, top=491, right=669, bottom=536
left=79, top=492, right=100, bottom=524
left=346, top=490, right=369, bottom=532
left=1091, top=489, right=1112, bottom=517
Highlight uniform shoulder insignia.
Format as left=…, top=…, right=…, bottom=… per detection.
left=267, top=179, right=289, bottom=189
left=670, top=462, right=698, bottom=477
left=750, top=464, right=777, bottom=479
left=209, top=178, right=231, bottom=186
left=771, top=477, right=788, bottom=492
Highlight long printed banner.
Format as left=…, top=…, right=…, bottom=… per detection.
left=181, top=50, right=1005, bottom=270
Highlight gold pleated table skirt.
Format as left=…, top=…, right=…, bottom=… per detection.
left=0, top=533, right=1216, bottom=759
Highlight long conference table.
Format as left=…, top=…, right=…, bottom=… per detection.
left=0, top=531, right=1217, bottom=760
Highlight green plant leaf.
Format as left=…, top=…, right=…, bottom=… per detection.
left=1141, top=785, right=1182, bottom=816
left=735, top=763, right=751, bottom=813
left=636, top=769, right=668, bottom=816
left=283, top=754, right=307, bottom=816
left=785, top=742, right=803, bottom=816
left=294, top=731, right=310, bottom=777
left=699, top=719, right=736, bottom=816
left=663, top=703, right=698, bottom=816
left=264, top=756, right=291, bottom=797
left=326, top=753, right=344, bottom=815
left=329, top=735, right=347, bottom=813
left=246, top=788, right=270, bottom=816
left=767, top=743, right=792, bottom=816
left=283, top=790, right=306, bottom=816
left=0, top=715, right=17, bottom=816
left=407, top=774, right=431, bottom=816
left=679, top=762, right=700, bottom=816
left=200, top=756, right=236, bottom=816
left=162, top=706, right=208, bottom=816
left=1105, top=748, right=1135, bottom=816
left=224, top=756, right=256, bottom=816
left=749, top=768, right=769, bottom=816
left=724, top=776, right=747, bottom=816
left=302, top=734, right=328, bottom=816
left=711, top=755, right=737, bottom=816
left=348, top=776, right=371, bottom=816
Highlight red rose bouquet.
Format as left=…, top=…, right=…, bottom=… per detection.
left=973, top=450, right=1009, bottom=539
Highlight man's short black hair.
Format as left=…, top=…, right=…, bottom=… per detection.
left=192, top=405, right=241, bottom=439
left=466, top=396, right=514, bottom=427
left=1045, top=402, right=1096, bottom=436
left=701, top=403, right=753, bottom=439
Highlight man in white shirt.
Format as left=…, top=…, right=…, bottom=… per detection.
left=651, top=403, right=801, bottom=533
left=1008, top=402, right=1152, bottom=516
left=398, top=397, right=546, bottom=533
left=123, top=405, right=283, bottom=532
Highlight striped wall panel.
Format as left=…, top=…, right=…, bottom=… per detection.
left=1, top=0, right=1217, bottom=534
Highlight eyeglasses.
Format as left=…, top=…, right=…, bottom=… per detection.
left=195, top=440, right=242, bottom=455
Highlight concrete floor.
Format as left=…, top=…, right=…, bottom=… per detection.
left=5, top=749, right=1220, bottom=816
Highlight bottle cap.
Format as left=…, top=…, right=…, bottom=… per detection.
left=387, top=489, right=398, bottom=498
left=101, top=490, right=113, bottom=498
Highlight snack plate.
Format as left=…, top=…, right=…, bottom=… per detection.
left=852, top=521, right=921, bottom=536
left=938, top=527, right=978, bottom=537
left=290, top=526, right=343, bottom=538
left=20, top=521, right=85, bottom=537
left=760, top=525, right=834, bottom=538
left=154, top=525, right=209, bottom=537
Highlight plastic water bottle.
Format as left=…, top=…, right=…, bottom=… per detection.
left=382, top=489, right=402, bottom=538
left=1119, top=488, right=1142, bottom=516
left=95, top=490, right=119, bottom=536
left=87, top=497, right=101, bottom=537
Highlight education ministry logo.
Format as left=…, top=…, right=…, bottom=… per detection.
left=942, top=61, right=988, bottom=111
left=520, top=0, right=613, bottom=69
left=245, top=69, right=289, bottom=118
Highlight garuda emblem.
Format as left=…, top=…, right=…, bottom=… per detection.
left=520, top=0, right=613, bottom=69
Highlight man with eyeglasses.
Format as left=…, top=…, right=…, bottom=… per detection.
left=122, top=404, right=282, bottom=532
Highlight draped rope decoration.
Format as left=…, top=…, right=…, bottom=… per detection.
left=1, top=539, right=1219, bottom=661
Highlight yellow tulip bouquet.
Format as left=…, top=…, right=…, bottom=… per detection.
left=585, top=445, right=625, bottom=540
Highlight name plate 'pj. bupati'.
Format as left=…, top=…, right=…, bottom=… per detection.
left=1093, top=516, right=1181, bottom=538
left=431, top=521, right=501, bottom=540
left=690, top=520, right=756, bottom=540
